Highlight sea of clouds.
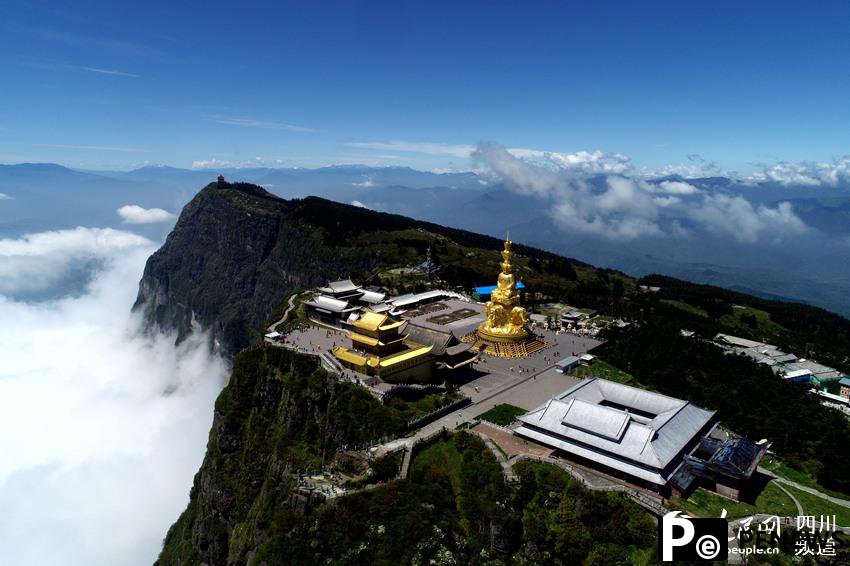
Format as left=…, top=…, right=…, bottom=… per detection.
left=472, top=142, right=808, bottom=242
left=0, top=227, right=227, bottom=565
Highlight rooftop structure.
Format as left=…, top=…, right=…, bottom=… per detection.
left=472, top=281, right=524, bottom=301
left=515, top=379, right=716, bottom=488
left=404, top=322, right=478, bottom=370
left=332, top=311, right=433, bottom=381
left=713, top=333, right=846, bottom=383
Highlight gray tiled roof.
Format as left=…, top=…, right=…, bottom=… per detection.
left=517, top=378, right=715, bottom=483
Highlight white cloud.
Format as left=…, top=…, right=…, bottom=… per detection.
left=190, top=156, right=285, bottom=170
left=117, top=204, right=176, bottom=224
left=346, top=140, right=475, bottom=158
left=473, top=142, right=807, bottom=242
left=746, top=156, right=850, bottom=187
left=0, top=234, right=227, bottom=566
left=206, top=115, right=314, bottom=132
left=352, top=179, right=375, bottom=188
left=656, top=180, right=700, bottom=195
left=350, top=200, right=367, bottom=208
left=82, top=67, right=140, bottom=78
left=0, top=227, right=152, bottom=295
left=0, top=192, right=11, bottom=200
left=688, top=194, right=807, bottom=243
left=346, top=140, right=633, bottom=176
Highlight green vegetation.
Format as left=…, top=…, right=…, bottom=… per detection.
left=386, top=390, right=462, bottom=423
left=782, top=485, right=850, bottom=526
left=661, top=298, right=709, bottom=318
left=158, top=344, right=417, bottom=565
left=670, top=484, right=797, bottom=520
left=512, top=460, right=657, bottom=565
left=570, top=358, right=638, bottom=386
left=347, top=452, right=403, bottom=489
left=762, top=455, right=850, bottom=500
left=251, top=435, right=657, bottom=565
left=478, top=403, right=526, bottom=426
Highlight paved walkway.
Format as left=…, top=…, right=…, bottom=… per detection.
left=470, top=422, right=553, bottom=459
left=266, top=291, right=303, bottom=332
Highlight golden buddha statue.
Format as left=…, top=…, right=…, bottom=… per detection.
left=478, top=237, right=529, bottom=340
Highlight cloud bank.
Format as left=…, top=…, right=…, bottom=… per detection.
left=472, top=142, right=807, bottom=242
left=0, top=227, right=152, bottom=296
left=747, top=156, right=850, bottom=187
left=0, top=233, right=227, bottom=566
left=117, top=204, right=176, bottom=224
left=347, top=138, right=850, bottom=189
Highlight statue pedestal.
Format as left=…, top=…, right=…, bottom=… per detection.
left=474, top=327, right=546, bottom=358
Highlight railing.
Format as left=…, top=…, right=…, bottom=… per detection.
left=406, top=397, right=471, bottom=431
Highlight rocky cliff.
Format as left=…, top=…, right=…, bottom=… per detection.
left=133, top=181, right=376, bottom=356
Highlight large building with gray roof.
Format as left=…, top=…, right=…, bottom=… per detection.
left=515, top=378, right=717, bottom=489
left=515, top=378, right=767, bottom=499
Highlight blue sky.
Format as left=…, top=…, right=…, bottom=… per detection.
left=1, top=0, right=849, bottom=172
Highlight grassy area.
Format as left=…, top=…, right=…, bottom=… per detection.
left=761, top=456, right=850, bottom=500
left=783, top=484, right=850, bottom=526
left=719, top=305, right=788, bottom=343
left=669, top=483, right=797, bottom=519
left=661, top=299, right=709, bottom=318
left=477, top=403, right=526, bottom=426
left=570, top=358, right=637, bottom=386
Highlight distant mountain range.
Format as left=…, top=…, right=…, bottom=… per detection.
left=3, top=162, right=850, bottom=317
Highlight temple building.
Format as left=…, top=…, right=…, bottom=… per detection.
left=332, top=311, right=434, bottom=382
left=404, top=323, right=478, bottom=371
left=515, top=379, right=766, bottom=499
left=473, top=237, right=545, bottom=357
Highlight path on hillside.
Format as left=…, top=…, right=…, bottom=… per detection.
left=267, top=292, right=302, bottom=332
left=760, top=467, right=850, bottom=509
left=774, top=478, right=850, bottom=508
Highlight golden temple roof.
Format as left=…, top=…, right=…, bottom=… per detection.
left=351, top=310, right=405, bottom=332
left=347, top=332, right=406, bottom=347
left=332, top=347, right=369, bottom=366
left=377, top=345, right=433, bottom=367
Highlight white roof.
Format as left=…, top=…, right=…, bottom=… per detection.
left=390, top=289, right=451, bottom=308
left=814, top=390, right=850, bottom=406
left=359, top=290, right=386, bottom=304
left=714, top=333, right=766, bottom=349
left=783, top=369, right=813, bottom=379
left=264, top=331, right=281, bottom=339
left=321, top=279, right=359, bottom=294
left=516, top=378, right=715, bottom=484
left=305, top=295, right=351, bottom=313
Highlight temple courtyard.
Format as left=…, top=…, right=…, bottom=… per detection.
left=272, top=321, right=599, bottom=424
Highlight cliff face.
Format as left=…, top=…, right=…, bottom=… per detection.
left=133, top=182, right=376, bottom=356
left=157, top=344, right=404, bottom=565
